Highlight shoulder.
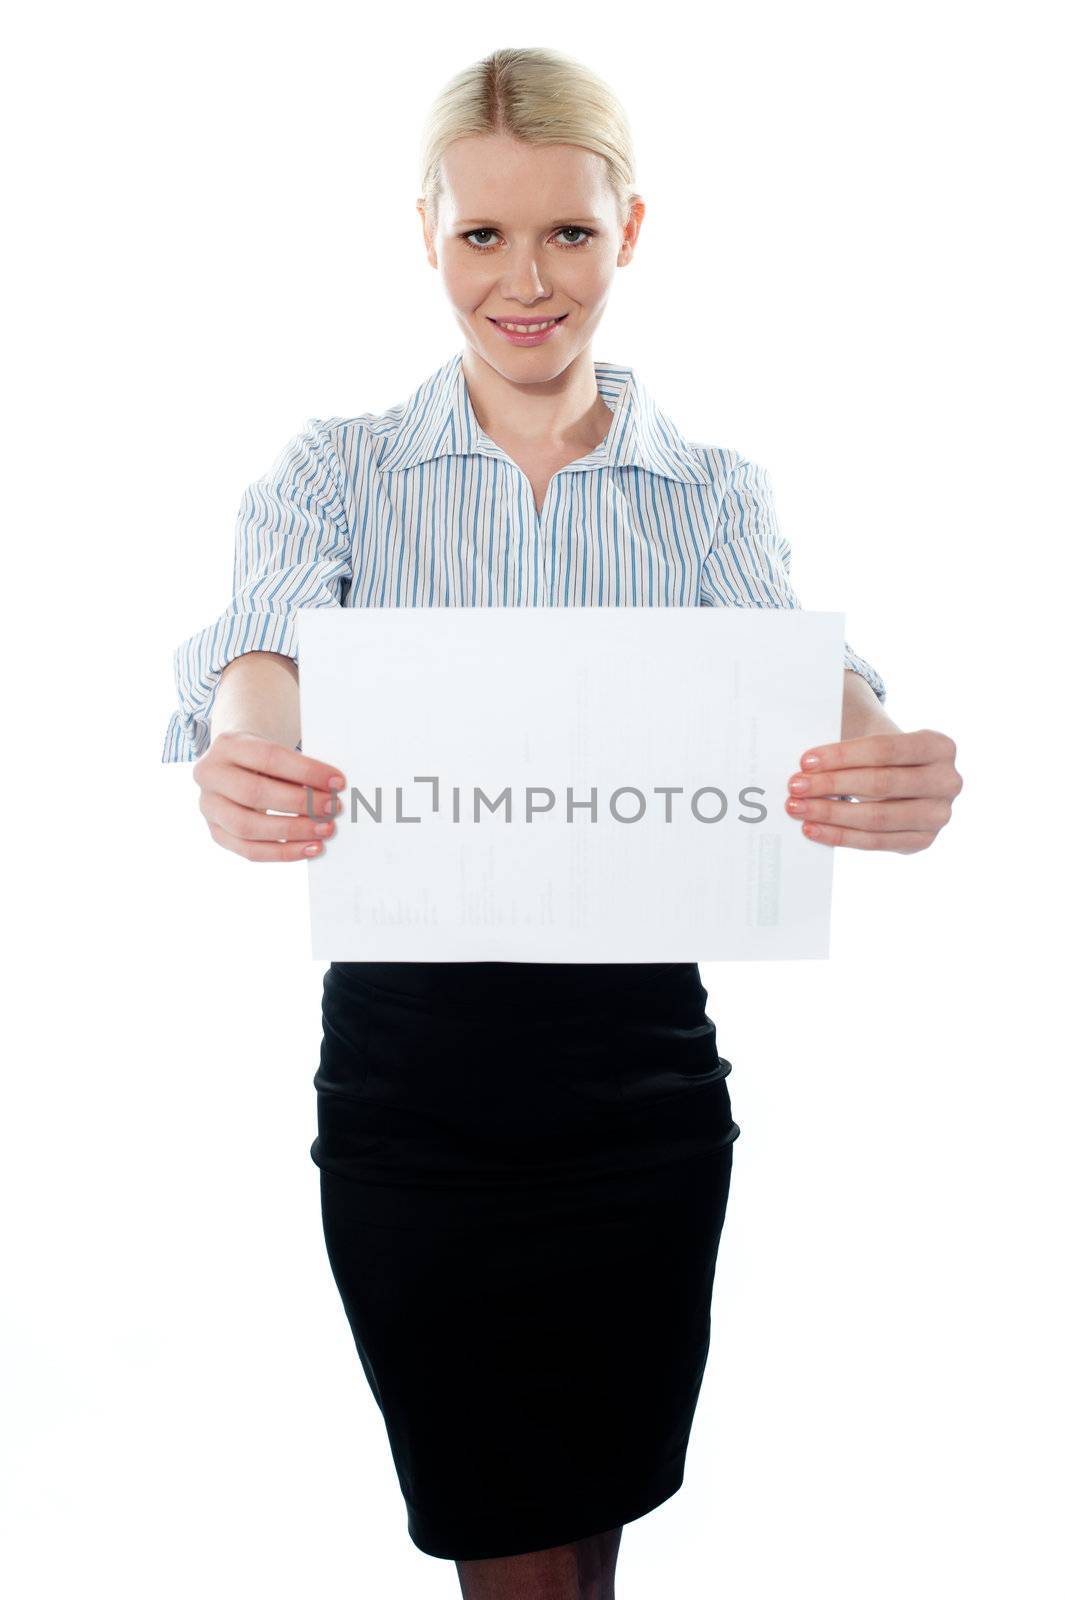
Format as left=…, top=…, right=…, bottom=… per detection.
left=683, top=442, right=772, bottom=487
left=309, top=354, right=460, bottom=459
left=296, top=409, right=380, bottom=472
left=299, top=388, right=424, bottom=480
left=670, top=441, right=777, bottom=515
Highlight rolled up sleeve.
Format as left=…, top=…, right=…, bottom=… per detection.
left=161, top=418, right=353, bottom=762
left=698, top=454, right=886, bottom=704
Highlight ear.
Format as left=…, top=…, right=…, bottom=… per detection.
left=416, top=199, right=438, bottom=269
left=618, top=196, right=647, bottom=266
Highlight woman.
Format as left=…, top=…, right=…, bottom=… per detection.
left=162, top=46, right=963, bottom=1600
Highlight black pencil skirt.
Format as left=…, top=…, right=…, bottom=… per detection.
left=309, top=960, right=740, bottom=1562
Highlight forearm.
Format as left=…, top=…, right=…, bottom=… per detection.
left=842, top=667, right=900, bottom=740
left=209, top=651, right=301, bottom=749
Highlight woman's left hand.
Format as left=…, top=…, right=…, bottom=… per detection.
left=784, top=729, right=963, bottom=853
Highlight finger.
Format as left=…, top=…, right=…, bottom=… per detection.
left=198, top=732, right=346, bottom=797
left=204, top=763, right=344, bottom=821
left=799, top=729, right=955, bottom=774
left=206, top=817, right=330, bottom=862
left=787, top=764, right=960, bottom=801
left=801, top=818, right=938, bottom=853
left=203, top=792, right=339, bottom=845
left=786, top=795, right=953, bottom=832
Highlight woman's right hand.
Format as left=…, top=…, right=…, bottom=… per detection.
left=192, top=731, right=345, bottom=862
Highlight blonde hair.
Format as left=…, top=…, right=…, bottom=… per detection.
left=418, top=47, right=637, bottom=235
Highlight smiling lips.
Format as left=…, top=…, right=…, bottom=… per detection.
left=490, top=315, right=567, bottom=332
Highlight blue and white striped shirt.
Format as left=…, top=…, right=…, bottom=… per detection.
left=162, top=349, right=886, bottom=762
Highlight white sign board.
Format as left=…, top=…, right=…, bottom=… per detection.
left=297, top=607, right=845, bottom=962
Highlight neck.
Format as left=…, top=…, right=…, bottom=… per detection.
left=461, top=345, right=613, bottom=453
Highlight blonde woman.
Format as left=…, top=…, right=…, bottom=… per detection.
left=163, top=46, right=962, bottom=1600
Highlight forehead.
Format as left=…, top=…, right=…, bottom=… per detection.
left=438, top=135, right=611, bottom=216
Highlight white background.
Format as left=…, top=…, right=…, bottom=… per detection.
left=4, top=2, right=1062, bottom=1596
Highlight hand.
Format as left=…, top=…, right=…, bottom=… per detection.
left=192, top=731, right=346, bottom=862
left=783, top=729, right=963, bottom=853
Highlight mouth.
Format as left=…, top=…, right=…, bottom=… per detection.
left=488, top=314, right=568, bottom=345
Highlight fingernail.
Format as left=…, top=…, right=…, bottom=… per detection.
left=801, top=754, right=821, bottom=770
left=788, top=776, right=810, bottom=792
left=304, top=843, right=321, bottom=855
left=329, top=776, right=345, bottom=790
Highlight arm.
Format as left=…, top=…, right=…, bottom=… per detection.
left=699, top=454, right=963, bottom=854
left=161, top=416, right=352, bottom=763
left=842, top=665, right=901, bottom=741
left=193, top=650, right=345, bottom=863
left=699, top=455, right=888, bottom=709
left=209, top=650, right=302, bottom=750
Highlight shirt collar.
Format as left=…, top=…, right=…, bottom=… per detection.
left=376, top=349, right=709, bottom=485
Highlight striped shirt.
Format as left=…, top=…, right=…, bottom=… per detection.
left=161, top=349, right=886, bottom=762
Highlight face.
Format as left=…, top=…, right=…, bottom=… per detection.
left=418, top=133, right=644, bottom=379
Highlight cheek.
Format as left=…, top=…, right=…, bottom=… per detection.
left=567, top=260, right=613, bottom=306
left=438, top=249, right=490, bottom=304
left=564, top=248, right=613, bottom=287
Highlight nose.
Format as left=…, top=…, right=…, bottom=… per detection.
left=500, top=248, right=549, bottom=302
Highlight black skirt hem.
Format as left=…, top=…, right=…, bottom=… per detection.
left=405, top=1456, right=687, bottom=1562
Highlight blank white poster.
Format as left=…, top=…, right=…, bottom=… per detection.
left=297, top=606, right=845, bottom=962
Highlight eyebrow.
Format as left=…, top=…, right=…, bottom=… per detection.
left=453, top=217, right=605, bottom=229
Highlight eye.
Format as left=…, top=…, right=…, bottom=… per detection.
left=462, top=228, right=500, bottom=249
left=555, top=227, right=595, bottom=247
left=460, top=226, right=596, bottom=252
